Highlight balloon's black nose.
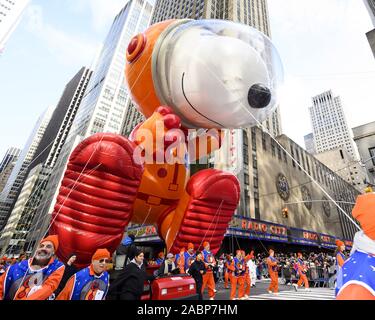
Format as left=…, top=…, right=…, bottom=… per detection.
left=248, top=84, right=272, bottom=109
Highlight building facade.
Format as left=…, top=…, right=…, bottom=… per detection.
left=0, top=164, right=51, bottom=254
left=309, top=90, right=358, bottom=160
left=352, top=121, right=375, bottom=184
left=0, top=0, right=30, bottom=52
left=27, top=0, right=155, bottom=250
left=0, top=106, right=53, bottom=230
left=314, top=147, right=368, bottom=192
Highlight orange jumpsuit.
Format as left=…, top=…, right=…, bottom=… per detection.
left=230, top=257, right=245, bottom=300
left=267, top=256, right=278, bottom=293
left=224, top=258, right=233, bottom=289
left=202, top=250, right=216, bottom=299
left=296, top=258, right=309, bottom=288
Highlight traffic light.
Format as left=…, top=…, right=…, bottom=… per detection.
left=282, top=207, right=288, bottom=218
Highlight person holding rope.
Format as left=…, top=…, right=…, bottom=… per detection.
left=293, top=252, right=310, bottom=291
left=224, top=254, right=234, bottom=289
left=175, top=247, right=186, bottom=274
left=0, top=235, right=65, bottom=300
left=202, top=241, right=216, bottom=300
left=184, top=243, right=196, bottom=273
left=230, top=250, right=246, bottom=300
left=56, top=249, right=110, bottom=300
left=267, top=249, right=279, bottom=294
left=334, top=239, right=347, bottom=296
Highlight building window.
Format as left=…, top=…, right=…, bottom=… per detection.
left=369, top=147, right=375, bottom=166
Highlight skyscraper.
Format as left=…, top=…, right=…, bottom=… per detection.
left=0, top=147, right=21, bottom=175
left=353, top=121, right=375, bottom=184
left=0, top=163, right=50, bottom=254
left=0, top=0, right=30, bottom=52
left=0, top=106, right=54, bottom=229
left=304, top=133, right=316, bottom=155
left=309, top=90, right=358, bottom=160
left=364, top=0, right=375, bottom=58
left=0, top=148, right=21, bottom=193
left=0, top=67, right=92, bottom=252
left=27, top=0, right=155, bottom=248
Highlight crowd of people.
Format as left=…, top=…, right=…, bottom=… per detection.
left=0, top=235, right=347, bottom=301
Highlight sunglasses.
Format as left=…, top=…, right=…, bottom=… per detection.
left=99, top=259, right=109, bottom=264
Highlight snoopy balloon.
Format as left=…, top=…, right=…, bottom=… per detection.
left=50, top=19, right=283, bottom=266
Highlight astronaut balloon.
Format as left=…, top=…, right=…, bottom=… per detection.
left=50, top=19, right=284, bottom=267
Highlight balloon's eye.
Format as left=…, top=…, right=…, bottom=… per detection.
left=127, top=34, right=147, bottom=63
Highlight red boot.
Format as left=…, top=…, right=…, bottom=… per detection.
left=50, top=133, right=144, bottom=267
left=160, top=169, right=240, bottom=255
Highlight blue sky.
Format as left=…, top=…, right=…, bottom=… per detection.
left=0, top=0, right=374, bottom=159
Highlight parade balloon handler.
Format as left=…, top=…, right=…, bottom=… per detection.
left=188, top=251, right=206, bottom=300
left=183, top=243, right=196, bottom=273
left=336, top=191, right=375, bottom=300
left=108, top=249, right=155, bottom=300
left=175, top=247, right=186, bottom=274
left=202, top=241, right=217, bottom=300
left=293, top=253, right=310, bottom=292
left=224, top=254, right=234, bottom=289
left=49, top=18, right=281, bottom=267
left=334, top=239, right=347, bottom=296
left=56, top=249, right=110, bottom=300
left=0, top=235, right=65, bottom=300
left=54, top=253, right=79, bottom=297
left=230, top=250, right=246, bottom=300
left=267, top=249, right=279, bottom=294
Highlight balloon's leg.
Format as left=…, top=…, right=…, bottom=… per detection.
left=158, top=169, right=240, bottom=255
left=51, top=133, right=144, bottom=267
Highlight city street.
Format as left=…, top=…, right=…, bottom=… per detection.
left=204, top=279, right=335, bottom=300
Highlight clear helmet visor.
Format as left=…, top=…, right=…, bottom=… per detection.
left=153, top=19, right=284, bottom=129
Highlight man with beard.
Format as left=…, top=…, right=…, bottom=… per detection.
left=56, top=249, right=110, bottom=300
left=0, top=235, right=65, bottom=300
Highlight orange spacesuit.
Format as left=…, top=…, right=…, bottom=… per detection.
left=49, top=18, right=282, bottom=267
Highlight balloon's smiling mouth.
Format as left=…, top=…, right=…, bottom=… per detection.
left=181, top=72, right=224, bottom=127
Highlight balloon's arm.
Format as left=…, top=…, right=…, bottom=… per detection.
left=337, top=284, right=375, bottom=300
left=188, top=130, right=223, bottom=161
left=129, top=107, right=181, bottom=156
left=24, top=266, right=65, bottom=300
